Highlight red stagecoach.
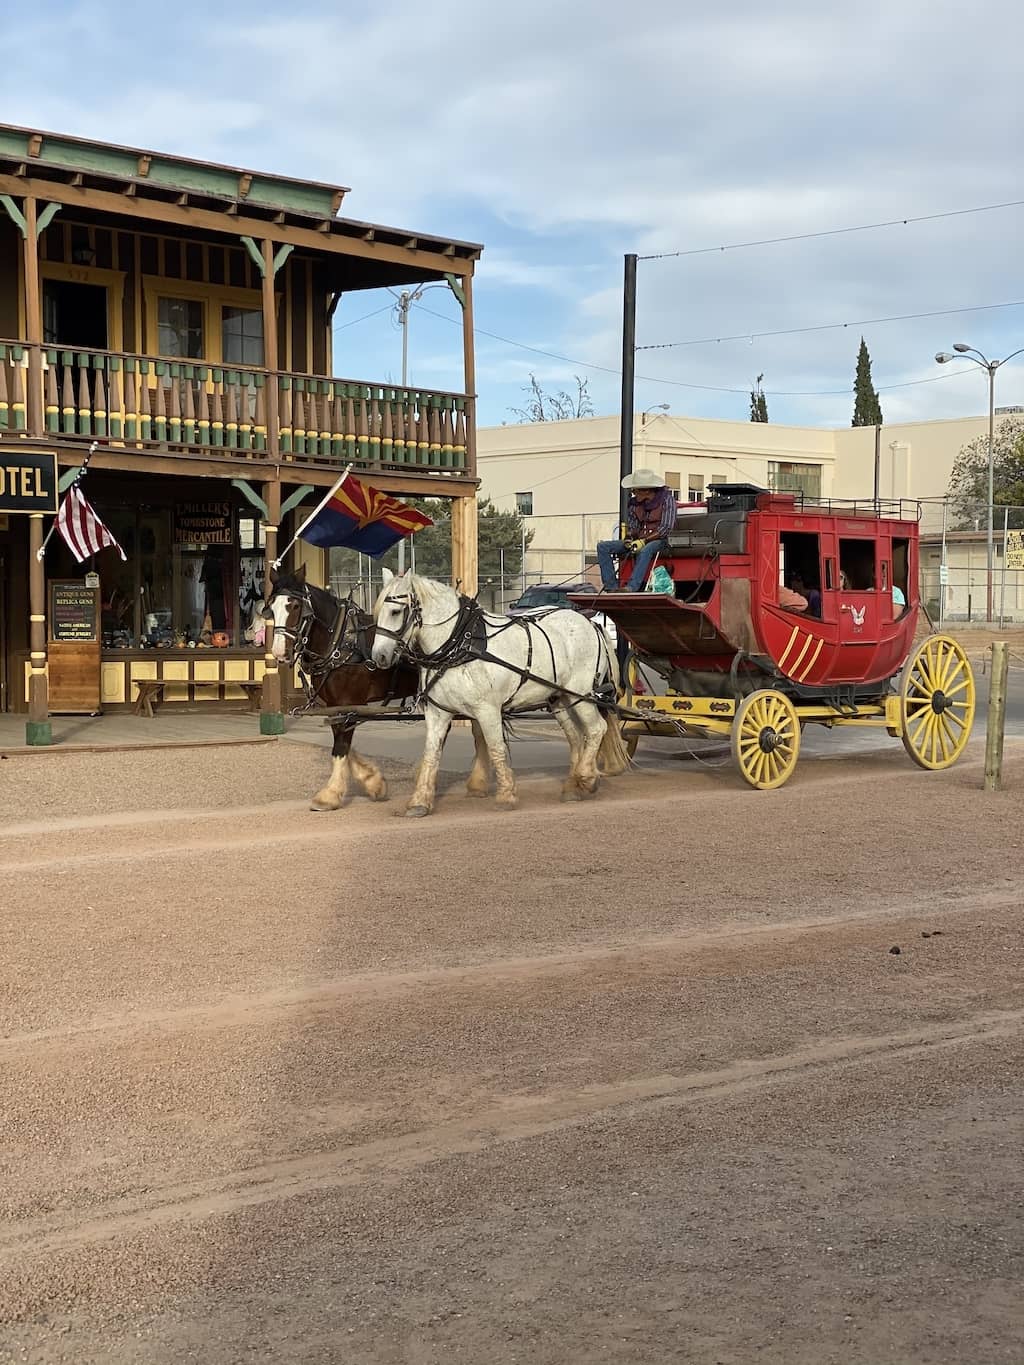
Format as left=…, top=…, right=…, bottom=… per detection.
left=571, top=484, right=976, bottom=789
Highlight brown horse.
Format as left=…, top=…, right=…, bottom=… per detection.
left=266, top=566, right=490, bottom=810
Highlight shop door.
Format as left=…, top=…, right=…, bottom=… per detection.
left=43, top=281, right=109, bottom=350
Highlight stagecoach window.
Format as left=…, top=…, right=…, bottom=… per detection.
left=839, top=539, right=876, bottom=591
left=779, top=530, right=821, bottom=592
left=892, top=537, right=910, bottom=597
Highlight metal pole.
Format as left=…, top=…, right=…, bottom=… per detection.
left=499, top=547, right=505, bottom=606
left=873, top=423, right=881, bottom=509
left=939, top=498, right=948, bottom=630
left=619, top=253, right=638, bottom=529
left=1000, top=504, right=1009, bottom=627
left=398, top=297, right=409, bottom=584
left=521, top=522, right=527, bottom=594
left=984, top=641, right=1009, bottom=792
left=986, top=363, right=995, bottom=622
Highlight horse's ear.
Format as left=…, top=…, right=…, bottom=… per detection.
left=295, top=563, right=307, bottom=582
left=381, top=567, right=394, bottom=586
left=269, top=565, right=279, bottom=585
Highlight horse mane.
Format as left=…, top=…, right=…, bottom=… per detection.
left=374, top=571, right=460, bottom=614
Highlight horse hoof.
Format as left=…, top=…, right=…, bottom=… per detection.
left=310, top=795, right=340, bottom=812
left=366, top=782, right=389, bottom=802
left=405, top=805, right=431, bottom=818
left=465, top=786, right=489, bottom=799
left=560, top=788, right=584, bottom=803
left=495, top=796, right=519, bottom=811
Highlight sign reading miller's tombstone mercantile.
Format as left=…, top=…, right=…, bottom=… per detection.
left=0, top=449, right=58, bottom=514
left=173, top=501, right=234, bottom=547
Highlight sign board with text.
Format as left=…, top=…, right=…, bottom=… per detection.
left=0, top=449, right=58, bottom=514
left=1006, top=530, right=1024, bottom=570
left=174, top=501, right=233, bottom=547
left=48, top=580, right=101, bottom=713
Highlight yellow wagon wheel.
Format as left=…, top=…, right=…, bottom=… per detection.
left=900, top=635, right=975, bottom=770
left=731, top=690, right=801, bottom=790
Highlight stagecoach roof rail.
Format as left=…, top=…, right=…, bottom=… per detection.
left=782, top=493, right=922, bottom=521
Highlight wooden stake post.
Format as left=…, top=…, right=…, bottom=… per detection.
left=983, top=641, right=1009, bottom=792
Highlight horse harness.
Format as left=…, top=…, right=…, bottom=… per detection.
left=375, top=587, right=617, bottom=716
left=267, top=585, right=378, bottom=710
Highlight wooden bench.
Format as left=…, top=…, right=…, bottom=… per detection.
left=133, top=680, right=167, bottom=717
left=237, top=680, right=264, bottom=713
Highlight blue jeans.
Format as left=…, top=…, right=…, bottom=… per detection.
left=597, top=538, right=662, bottom=592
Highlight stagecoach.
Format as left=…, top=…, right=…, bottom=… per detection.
left=571, top=484, right=976, bottom=789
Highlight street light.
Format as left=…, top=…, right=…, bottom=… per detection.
left=935, top=343, right=1024, bottom=621
left=640, top=403, right=670, bottom=425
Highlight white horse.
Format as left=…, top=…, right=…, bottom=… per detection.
left=372, top=571, right=628, bottom=817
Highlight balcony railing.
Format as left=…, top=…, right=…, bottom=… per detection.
left=0, top=340, right=472, bottom=475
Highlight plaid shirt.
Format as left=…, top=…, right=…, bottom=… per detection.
left=626, top=486, right=677, bottom=540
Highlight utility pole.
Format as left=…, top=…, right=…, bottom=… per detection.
left=619, top=254, right=638, bottom=529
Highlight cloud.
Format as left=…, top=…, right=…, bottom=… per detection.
left=2, top=0, right=1021, bottom=433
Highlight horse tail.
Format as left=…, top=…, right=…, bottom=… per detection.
left=592, top=621, right=630, bottom=776
left=597, top=711, right=630, bottom=776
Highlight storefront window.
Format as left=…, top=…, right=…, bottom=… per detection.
left=158, top=297, right=204, bottom=358
left=88, top=500, right=262, bottom=649
left=222, top=306, right=264, bottom=366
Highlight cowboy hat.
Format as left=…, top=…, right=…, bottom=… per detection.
left=621, top=467, right=666, bottom=490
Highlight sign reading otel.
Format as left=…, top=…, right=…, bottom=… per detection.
left=0, top=450, right=59, bottom=514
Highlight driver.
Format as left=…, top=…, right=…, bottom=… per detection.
left=597, top=469, right=676, bottom=593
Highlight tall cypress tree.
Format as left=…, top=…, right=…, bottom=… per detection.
left=852, top=338, right=883, bottom=426
left=749, top=373, right=768, bottom=423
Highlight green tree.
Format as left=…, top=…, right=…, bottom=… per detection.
left=749, top=373, right=768, bottom=422
left=510, top=373, right=594, bottom=422
left=947, top=415, right=1024, bottom=530
left=852, top=337, right=883, bottom=426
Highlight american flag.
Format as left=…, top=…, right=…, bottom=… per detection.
left=55, top=484, right=127, bottom=563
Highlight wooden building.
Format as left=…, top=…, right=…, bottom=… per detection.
left=0, top=123, right=481, bottom=742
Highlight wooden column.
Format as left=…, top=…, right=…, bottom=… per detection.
left=23, top=197, right=44, bottom=436
left=27, top=513, right=51, bottom=745
left=261, top=239, right=280, bottom=457
left=461, top=272, right=477, bottom=480
left=260, top=477, right=285, bottom=734
left=451, top=493, right=478, bottom=598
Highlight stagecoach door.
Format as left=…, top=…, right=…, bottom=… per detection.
left=833, top=535, right=880, bottom=668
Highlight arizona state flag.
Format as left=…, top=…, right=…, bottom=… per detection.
left=297, top=471, right=433, bottom=559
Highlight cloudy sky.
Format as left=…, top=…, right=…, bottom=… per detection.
left=6, top=0, right=1023, bottom=428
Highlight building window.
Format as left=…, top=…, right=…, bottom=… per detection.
left=688, top=475, right=704, bottom=502
left=709, top=474, right=727, bottom=487
left=663, top=472, right=681, bottom=493
left=222, top=306, right=264, bottom=366
left=516, top=492, right=533, bottom=516
left=767, top=461, right=822, bottom=499
left=158, top=297, right=204, bottom=358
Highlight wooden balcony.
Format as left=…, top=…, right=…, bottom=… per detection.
left=0, top=339, right=473, bottom=477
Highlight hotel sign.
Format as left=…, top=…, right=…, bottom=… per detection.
left=0, top=449, right=58, bottom=514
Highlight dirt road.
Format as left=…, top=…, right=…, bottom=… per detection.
left=1, top=740, right=1022, bottom=1363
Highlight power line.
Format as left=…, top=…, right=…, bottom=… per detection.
left=639, top=198, right=1024, bottom=262
left=637, top=299, right=1024, bottom=351
left=413, top=301, right=992, bottom=398
left=332, top=303, right=394, bottom=332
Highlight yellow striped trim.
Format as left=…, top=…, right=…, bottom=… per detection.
left=788, top=634, right=814, bottom=678
left=777, top=625, right=801, bottom=669
left=796, top=638, right=825, bottom=682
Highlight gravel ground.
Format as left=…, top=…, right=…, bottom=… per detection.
left=0, top=739, right=1022, bottom=1364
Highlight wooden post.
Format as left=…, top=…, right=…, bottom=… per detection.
left=461, top=272, right=477, bottom=481
left=983, top=641, right=1009, bottom=792
left=261, top=239, right=280, bottom=458
left=23, top=197, right=44, bottom=436
left=451, top=493, right=478, bottom=597
left=260, top=477, right=285, bottom=735
left=27, top=513, right=51, bottom=745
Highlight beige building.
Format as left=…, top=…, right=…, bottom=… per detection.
left=478, top=409, right=1024, bottom=621
left=479, top=410, right=981, bottom=564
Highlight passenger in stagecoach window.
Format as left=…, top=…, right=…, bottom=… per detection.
left=778, top=583, right=809, bottom=613
left=892, top=584, right=907, bottom=612
left=790, top=574, right=821, bottom=618
left=597, top=468, right=677, bottom=593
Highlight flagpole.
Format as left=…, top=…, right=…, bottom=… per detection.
left=270, top=463, right=353, bottom=569
left=36, top=441, right=99, bottom=561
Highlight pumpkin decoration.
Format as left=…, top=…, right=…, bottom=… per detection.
left=211, top=630, right=230, bottom=648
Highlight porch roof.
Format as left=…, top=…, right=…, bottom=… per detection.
left=0, top=123, right=482, bottom=266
